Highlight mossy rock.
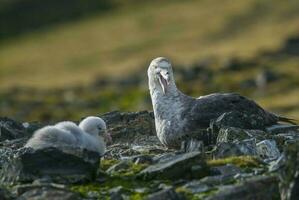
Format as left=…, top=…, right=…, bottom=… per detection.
left=138, top=151, right=209, bottom=180
left=105, top=160, right=149, bottom=178
left=101, top=159, right=119, bottom=171
left=216, top=127, right=266, bottom=144
left=176, top=187, right=218, bottom=200
left=207, top=156, right=262, bottom=169
left=279, top=141, right=299, bottom=200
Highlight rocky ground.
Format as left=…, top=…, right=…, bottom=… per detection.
left=0, top=111, right=299, bottom=200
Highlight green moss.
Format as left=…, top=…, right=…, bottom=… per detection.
left=71, top=159, right=172, bottom=199
left=71, top=183, right=102, bottom=197
left=109, top=161, right=149, bottom=178
left=71, top=160, right=150, bottom=197
left=176, top=187, right=194, bottom=199
left=100, top=159, right=119, bottom=171
left=124, top=162, right=148, bottom=176
left=71, top=175, right=166, bottom=199
left=130, top=193, right=145, bottom=200
left=207, top=156, right=262, bottom=168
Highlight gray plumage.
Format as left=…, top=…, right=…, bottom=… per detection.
left=25, top=116, right=108, bottom=155
left=148, top=57, right=294, bottom=147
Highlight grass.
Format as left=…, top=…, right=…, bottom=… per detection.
left=1, top=0, right=299, bottom=121
left=0, top=0, right=299, bottom=89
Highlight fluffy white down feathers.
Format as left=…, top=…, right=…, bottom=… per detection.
left=25, top=116, right=110, bottom=156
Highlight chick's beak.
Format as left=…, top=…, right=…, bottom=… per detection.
left=104, top=131, right=112, bottom=144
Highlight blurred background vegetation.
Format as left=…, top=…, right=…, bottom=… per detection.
left=0, top=0, right=298, bottom=122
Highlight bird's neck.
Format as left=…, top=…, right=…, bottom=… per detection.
left=150, top=82, right=191, bottom=119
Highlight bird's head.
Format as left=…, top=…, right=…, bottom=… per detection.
left=148, top=57, right=174, bottom=95
left=79, top=116, right=112, bottom=144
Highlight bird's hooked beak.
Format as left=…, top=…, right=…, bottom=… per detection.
left=101, top=130, right=112, bottom=144
left=99, top=130, right=112, bottom=144
left=158, top=70, right=170, bottom=94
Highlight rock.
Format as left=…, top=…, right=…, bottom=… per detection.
left=0, top=187, right=12, bottom=200
left=181, top=172, right=236, bottom=195
left=106, top=160, right=131, bottom=175
left=100, top=111, right=156, bottom=145
left=256, top=140, right=280, bottom=162
left=104, top=143, right=137, bottom=159
left=266, top=124, right=299, bottom=134
left=152, top=152, right=177, bottom=163
left=211, top=164, right=242, bottom=177
left=12, top=182, right=67, bottom=197
left=133, top=187, right=149, bottom=194
left=271, top=133, right=299, bottom=151
left=0, top=147, right=101, bottom=184
left=214, top=139, right=257, bottom=158
left=0, top=147, right=14, bottom=169
left=0, top=117, right=29, bottom=142
left=146, top=187, right=185, bottom=200
left=131, top=145, right=166, bottom=154
left=86, top=191, right=100, bottom=199
left=269, top=154, right=286, bottom=172
left=1, top=112, right=297, bottom=199
left=109, top=186, right=124, bottom=200
left=158, top=183, right=173, bottom=190
left=207, top=176, right=279, bottom=200
left=0, top=138, right=29, bottom=150
left=211, top=111, right=267, bottom=131
left=180, top=128, right=216, bottom=146
left=216, top=127, right=266, bottom=144
left=105, top=142, right=166, bottom=160
left=200, top=174, right=235, bottom=186
left=180, top=139, right=204, bottom=153
left=121, top=154, right=153, bottom=164
left=279, top=141, right=299, bottom=200
left=16, top=187, right=79, bottom=200
left=232, top=173, right=249, bottom=181
left=181, top=180, right=211, bottom=194
left=180, top=173, right=236, bottom=194
left=138, top=151, right=207, bottom=180
left=255, top=69, right=279, bottom=89
left=99, top=111, right=162, bottom=159
left=133, top=155, right=154, bottom=165
left=216, top=127, right=250, bottom=143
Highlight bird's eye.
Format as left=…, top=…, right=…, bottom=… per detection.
left=97, top=125, right=102, bottom=130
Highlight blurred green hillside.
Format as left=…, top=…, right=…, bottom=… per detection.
left=0, top=0, right=299, bottom=122
left=0, top=0, right=111, bottom=40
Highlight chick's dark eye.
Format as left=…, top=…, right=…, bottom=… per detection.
left=97, top=125, right=102, bottom=130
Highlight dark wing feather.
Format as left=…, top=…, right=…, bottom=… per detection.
left=185, top=93, right=278, bottom=128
